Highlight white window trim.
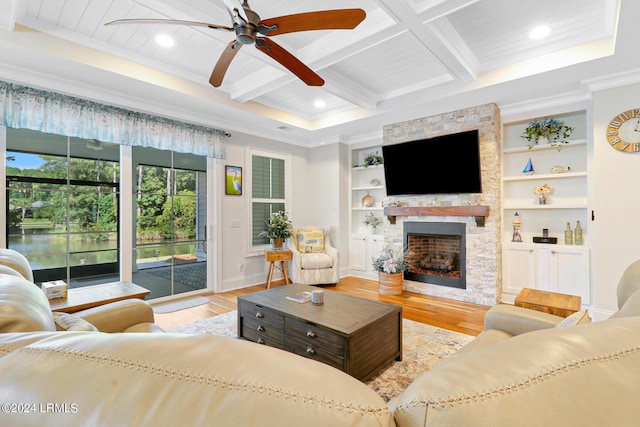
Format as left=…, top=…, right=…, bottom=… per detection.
left=246, top=147, right=291, bottom=257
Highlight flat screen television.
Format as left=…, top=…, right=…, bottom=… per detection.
left=382, top=129, right=482, bottom=196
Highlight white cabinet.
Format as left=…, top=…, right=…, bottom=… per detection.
left=350, top=234, right=384, bottom=276
left=502, top=109, right=591, bottom=304
left=350, top=146, right=386, bottom=275
left=503, top=242, right=590, bottom=304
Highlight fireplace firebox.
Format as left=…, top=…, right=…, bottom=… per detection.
left=403, top=222, right=466, bottom=289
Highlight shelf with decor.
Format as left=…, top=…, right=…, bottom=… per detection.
left=350, top=145, right=386, bottom=278
left=502, top=109, right=591, bottom=304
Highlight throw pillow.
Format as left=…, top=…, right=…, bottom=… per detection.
left=555, top=309, right=591, bottom=328
left=53, top=312, right=99, bottom=332
left=297, top=230, right=325, bottom=254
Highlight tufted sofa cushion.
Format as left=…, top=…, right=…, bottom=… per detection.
left=0, top=331, right=393, bottom=427
left=0, top=274, right=56, bottom=332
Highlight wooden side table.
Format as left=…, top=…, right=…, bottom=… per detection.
left=264, top=249, right=292, bottom=289
left=48, top=281, right=151, bottom=313
left=514, top=288, right=581, bottom=318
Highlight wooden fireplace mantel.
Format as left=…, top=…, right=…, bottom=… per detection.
left=383, top=205, right=489, bottom=227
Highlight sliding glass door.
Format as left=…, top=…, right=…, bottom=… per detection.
left=131, top=147, right=207, bottom=299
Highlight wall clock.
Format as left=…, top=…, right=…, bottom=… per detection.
left=606, top=108, right=640, bottom=153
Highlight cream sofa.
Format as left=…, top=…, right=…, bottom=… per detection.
left=2, top=247, right=640, bottom=426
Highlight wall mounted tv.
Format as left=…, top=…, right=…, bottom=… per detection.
left=382, top=129, right=482, bottom=196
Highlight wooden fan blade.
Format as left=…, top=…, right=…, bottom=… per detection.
left=258, top=9, right=366, bottom=36
left=210, top=41, right=243, bottom=87
left=255, top=38, right=324, bottom=86
left=105, top=18, right=232, bottom=31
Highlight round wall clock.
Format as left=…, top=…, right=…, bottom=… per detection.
left=606, top=108, right=640, bottom=153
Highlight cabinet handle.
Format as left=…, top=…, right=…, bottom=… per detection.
left=257, top=325, right=265, bottom=332
left=306, top=346, right=316, bottom=355
left=529, top=249, right=534, bottom=253
left=306, top=330, right=317, bottom=338
left=257, top=338, right=265, bottom=344
left=255, top=311, right=264, bottom=319
left=551, top=250, right=557, bottom=255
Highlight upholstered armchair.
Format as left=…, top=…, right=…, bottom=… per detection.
left=289, top=226, right=339, bottom=285
left=0, top=248, right=163, bottom=333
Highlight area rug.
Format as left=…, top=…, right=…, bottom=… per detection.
left=168, top=311, right=473, bottom=402
left=152, top=296, right=210, bottom=314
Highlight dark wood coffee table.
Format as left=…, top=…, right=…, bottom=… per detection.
left=237, top=284, right=402, bottom=381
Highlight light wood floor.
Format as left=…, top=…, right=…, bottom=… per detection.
left=153, top=276, right=490, bottom=336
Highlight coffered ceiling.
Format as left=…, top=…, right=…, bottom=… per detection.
left=0, top=0, right=634, bottom=146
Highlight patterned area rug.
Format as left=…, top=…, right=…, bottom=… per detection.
left=169, top=311, right=473, bottom=402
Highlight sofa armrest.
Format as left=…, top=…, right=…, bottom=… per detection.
left=74, top=299, right=156, bottom=333
left=484, top=304, right=564, bottom=335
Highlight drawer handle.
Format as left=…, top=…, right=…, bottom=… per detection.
left=306, top=346, right=316, bottom=355
left=306, top=330, right=317, bottom=338
left=256, top=311, right=264, bottom=319
left=257, top=325, right=265, bottom=332
left=257, top=338, right=265, bottom=345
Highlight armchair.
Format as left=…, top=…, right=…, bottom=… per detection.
left=289, top=226, right=339, bottom=285
left=0, top=248, right=163, bottom=333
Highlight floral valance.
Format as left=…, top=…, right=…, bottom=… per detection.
left=0, top=81, right=226, bottom=158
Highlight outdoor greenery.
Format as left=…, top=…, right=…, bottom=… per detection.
left=7, top=153, right=198, bottom=243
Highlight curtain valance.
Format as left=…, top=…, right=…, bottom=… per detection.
left=0, top=81, right=226, bottom=158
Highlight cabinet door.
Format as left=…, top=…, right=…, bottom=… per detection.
left=503, top=243, right=535, bottom=294
left=549, top=246, right=590, bottom=304
left=366, top=235, right=384, bottom=273
left=350, top=235, right=367, bottom=272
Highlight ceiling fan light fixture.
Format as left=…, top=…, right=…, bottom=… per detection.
left=155, top=34, right=175, bottom=47
left=529, top=25, right=551, bottom=41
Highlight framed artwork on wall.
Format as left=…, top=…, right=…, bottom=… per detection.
left=225, top=165, right=242, bottom=195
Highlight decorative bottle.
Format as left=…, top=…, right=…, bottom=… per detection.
left=564, top=222, right=573, bottom=245
left=574, top=221, right=583, bottom=245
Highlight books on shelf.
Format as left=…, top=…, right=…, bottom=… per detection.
left=286, top=292, right=312, bottom=303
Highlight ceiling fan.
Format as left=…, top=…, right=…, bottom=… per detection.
left=105, top=0, right=366, bottom=87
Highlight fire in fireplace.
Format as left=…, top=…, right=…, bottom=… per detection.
left=403, top=222, right=466, bottom=289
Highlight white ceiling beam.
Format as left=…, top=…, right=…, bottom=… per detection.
left=372, top=0, right=476, bottom=84
left=0, top=0, right=25, bottom=31
left=320, top=69, right=378, bottom=110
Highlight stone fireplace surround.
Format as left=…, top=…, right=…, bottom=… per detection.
left=381, top=103, right=502, bottom=306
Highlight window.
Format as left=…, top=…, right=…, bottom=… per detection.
left=249, top=150, right=289, bottom=250
left=6, top=128, right=120, bottom=286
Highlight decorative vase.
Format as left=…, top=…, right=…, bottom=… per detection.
left=272, top=238, right=284, bottom=249
left=538, top=194, right=547, bottom=205
left=378, top=272, right=403, bottom=295
left=537, top=135, right=550, bottom=145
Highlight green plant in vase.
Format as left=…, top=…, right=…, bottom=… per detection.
left=522, top=118, right=573, bottom=150
left=258, top=211, right=292, bottom=248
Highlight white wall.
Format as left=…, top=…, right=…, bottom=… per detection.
left=591, top=82, right=640, bottom=318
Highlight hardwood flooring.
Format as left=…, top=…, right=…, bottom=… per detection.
left=153, top=276, right=490, bottom=336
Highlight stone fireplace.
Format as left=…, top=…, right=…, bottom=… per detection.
left=404, top=222, right=466, bottom=289
left=382, top=103, right=502, bottom=306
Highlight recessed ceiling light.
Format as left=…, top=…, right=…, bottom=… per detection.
left=529, top=25, right=551, bottom=40
left=314, top=100, right=326, bottom=109
left=155, top=34, right=175, bottom=47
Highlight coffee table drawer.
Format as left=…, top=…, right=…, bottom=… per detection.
left=239, top=301, right=284, bottom=328
left=284, top=336, right=344, bottom=371
left=285, top=317, right=345, bottom=354
left=240, top=316, right=284, bottom=348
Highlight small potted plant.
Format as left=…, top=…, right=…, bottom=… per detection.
left=533, top=183, right=553, bottom=205
left=372, top=249, right=408, bottom=295
left=362, top=151, right=383, bottom=167
left=522, top=118, right=573, bottom=149
left=258, top=211, right=293, bottom=248
left=364, top=212, right=382, bottom=233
